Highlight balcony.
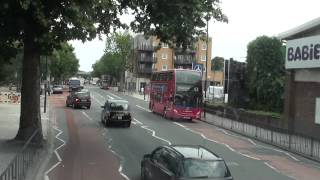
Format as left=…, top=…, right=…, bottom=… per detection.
left=136, top=44, right=155, bottom=51
left=174, top=55, right=196, bottom=65
left=137, top=67, right=157, bottom=74
left=138, top=56, right=157, bottom=63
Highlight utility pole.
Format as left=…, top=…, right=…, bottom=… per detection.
left=204, top=17, right=209, bottom=119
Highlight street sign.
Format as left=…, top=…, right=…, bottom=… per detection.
left=192, top=63, right=203, bottom=76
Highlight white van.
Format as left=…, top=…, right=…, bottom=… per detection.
left=206, top=86, right=224, bottom=100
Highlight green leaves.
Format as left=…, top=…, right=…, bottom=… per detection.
left=211, top=56, right=224, bottom=71
left=49, top=42, right=79, bottom=83
left=92, top=32, right=133, bottom=81
left=246, top=36, right=285, bottom=112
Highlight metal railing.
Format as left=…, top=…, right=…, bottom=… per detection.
left=0, top=129, right=42, bottom=180
left=204, top=109, right=320, bottom=162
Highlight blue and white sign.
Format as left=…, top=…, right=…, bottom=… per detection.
left=192, top=63, right=203, bottom=73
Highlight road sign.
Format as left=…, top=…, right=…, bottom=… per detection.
left=192, top=63, right=203, bottom=76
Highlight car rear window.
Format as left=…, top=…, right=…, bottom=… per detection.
left=75, top=92, right=90, bottom=97
left=69, top=80, right=80, bottom=85
left=110, top=102, right=129, bottom=111
left=181, top=159, right=229, bottom=178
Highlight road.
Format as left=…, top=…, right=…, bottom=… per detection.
left=44, top=85, right=320, bottom=180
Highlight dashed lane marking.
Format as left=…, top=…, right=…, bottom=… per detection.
left=136, top=105, right=151, bottom=112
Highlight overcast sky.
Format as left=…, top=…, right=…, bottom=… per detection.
left=70, top=0, right=320, bottom=72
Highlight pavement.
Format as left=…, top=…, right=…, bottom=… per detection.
left=0, top=95, right=49, bottom=175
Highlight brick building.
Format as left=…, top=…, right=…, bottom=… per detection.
left=278, top=17, right=320, bottom=138
left=126, top=35, right=224, bottom=92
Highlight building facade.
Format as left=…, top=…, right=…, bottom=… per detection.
left=278, top=17, right=320, bottom=138
left=127, top=35, right=224, bottom=92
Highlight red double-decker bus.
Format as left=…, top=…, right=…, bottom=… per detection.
left=149, top=69, right=203, bottom=121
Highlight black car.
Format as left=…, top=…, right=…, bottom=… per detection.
left=66, top=90, right=91, bottom=109
left=141, top=145, right=233, bottom=180
left=100, top=99, right=131, bottom=127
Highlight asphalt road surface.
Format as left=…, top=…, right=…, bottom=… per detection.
left=43, top=85, right=320, bottom=180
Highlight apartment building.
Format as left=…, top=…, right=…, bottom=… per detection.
left=126, top=35, right=224, bottom=92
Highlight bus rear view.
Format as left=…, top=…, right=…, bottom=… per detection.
left=150, top=69, right=203, bottom=121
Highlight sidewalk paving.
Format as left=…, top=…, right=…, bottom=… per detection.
left=122, top=91, right=150, bottom=102
left=0, top=95, right=49, bottom=174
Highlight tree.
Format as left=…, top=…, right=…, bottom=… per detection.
left=0, top=0, right=227, bottom=143
left=104, top=32, right=133, bottom=91
left=211, top=56, right=224, bottom=71
left=246, top=36, right=285, bottom=112
left=49, top=43, right=79, bottom=84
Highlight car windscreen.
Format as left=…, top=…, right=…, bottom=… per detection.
left=69, top=80, right=80, bottom=86
left=110, top=102, right=129, bottom=111
left=181, top=159, right=230, bottom=178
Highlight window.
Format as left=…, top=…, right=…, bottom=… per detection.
left=162, top=65, right=167, bottom=71
left=202, top=43, right=207, bottom=50
left=162, top=43, right=169, bottom=48
left=162, top=53, right=168, bottom=60
left=141, top=53, right=145, bottom=58
left=201, top=55, right=206, bottom=61
left=153, top=53, right=157, bottom=58
left=203, top=67, right=206, bottom=72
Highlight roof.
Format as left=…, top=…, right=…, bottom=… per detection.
left=171, top=145, right=220, bottom=160
left=278, top=17, right=320, bottom=40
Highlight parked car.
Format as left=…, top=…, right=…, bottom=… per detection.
left=141, top=145, right=233, bottom=180
left=66, top=91, right=91, bottom=109
left=100, top=99, right=131, bottom=127
left=52, top=85, right=63, bottom=94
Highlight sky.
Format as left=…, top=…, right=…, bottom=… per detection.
left=70, top=0, right=320, bottom=72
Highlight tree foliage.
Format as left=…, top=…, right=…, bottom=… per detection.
left=49, top=43, right=79, bottom=83
left=246, top=36, right=285, bottom=112
left=0, top=0, right=227, bottom=142
left=211, top=56, right=224, bottom=71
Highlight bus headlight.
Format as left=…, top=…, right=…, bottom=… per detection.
left=173, top=109, right=178, bottom=113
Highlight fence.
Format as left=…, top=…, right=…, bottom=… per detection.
left=0, top=129, right=42, bottom=180
left=204, top=108, right=320, bottom=162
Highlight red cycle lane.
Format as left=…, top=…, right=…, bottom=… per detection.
left=47, top=93, right=125, bottom=180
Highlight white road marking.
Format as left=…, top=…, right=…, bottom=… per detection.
left=104, top=135, right=130, bottom=180
left=109, top=92, right=122, bottom=99
left=107, top=95, right=115, bottom=100
left=133, top=118, right=143, bottom=125
left=141, top=125, right=172, bottom=145
left=216, top=125, right=300, bottom=162
left=44, top=126, right=66, bottom=180
left=136, top=105, right=151, bottom=112
left=264, top=162, right=281, bottom=173
left=82, top=111, right=93, bottom=121
left=92, top=96, right=104, bottom=105
left=173, top=122, right=261, bottom=161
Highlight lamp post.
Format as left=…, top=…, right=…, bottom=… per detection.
left=204, top=17, right=209, bottom=119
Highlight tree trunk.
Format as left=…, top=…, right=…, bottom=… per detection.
left=15, top=34, right=43, bottom=144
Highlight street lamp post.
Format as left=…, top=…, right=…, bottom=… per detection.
left=204, top=18, right=209, bottom=119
